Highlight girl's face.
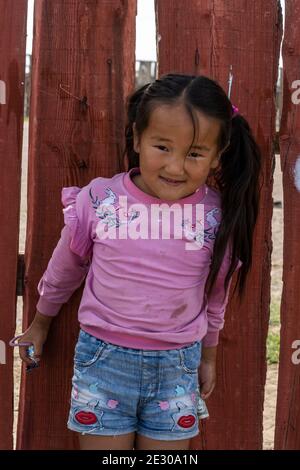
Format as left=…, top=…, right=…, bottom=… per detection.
left=132, top=103, right=225, bottom=201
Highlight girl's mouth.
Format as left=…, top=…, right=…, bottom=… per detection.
left=160, top=176, right=185, bottom=186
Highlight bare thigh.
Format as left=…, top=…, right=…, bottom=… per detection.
left=79, top=431, right=136, bottom=450
left=135, top=434, right=191, bottom=450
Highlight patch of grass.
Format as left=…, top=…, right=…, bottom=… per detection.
left=267, top=301, right=280, bottom=364
left=267, top=332, right=280, bottom=364
left=269, top=301, right=280, bottom=326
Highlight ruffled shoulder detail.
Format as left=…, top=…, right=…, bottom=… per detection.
left=61, top=186, right=92, bottom=259
left=61, top=186, right=82, bottom=208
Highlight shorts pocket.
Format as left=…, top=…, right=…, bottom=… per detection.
left=74, top=330, right=108, bottom=368
left=179, top=341, right=202, bottom=374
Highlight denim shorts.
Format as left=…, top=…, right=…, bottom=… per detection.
left=67, top=329, right=203, bottom=441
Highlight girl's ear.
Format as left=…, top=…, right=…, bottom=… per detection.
left=132, top=123, right=140, bottom=154
left=210, top=154, right=220, bottom=170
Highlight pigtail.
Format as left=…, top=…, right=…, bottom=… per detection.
left=205, top=113, right=262, bottom=301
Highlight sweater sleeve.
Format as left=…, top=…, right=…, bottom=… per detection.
left=36, top=186, right=93, bottom=317
left=202, top=243, right=243, bottom=348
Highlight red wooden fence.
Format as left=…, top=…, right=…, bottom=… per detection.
left=0, top=0, right=28, bottom=450
left=275, top=0, right=300, bottom=450
left=1, top=0, right=298, bottom=450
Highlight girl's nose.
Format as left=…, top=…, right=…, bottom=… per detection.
left=165, top=155, right=186, bottom=177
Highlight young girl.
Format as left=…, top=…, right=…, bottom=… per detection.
left=17, top=73, right=261, bottom=450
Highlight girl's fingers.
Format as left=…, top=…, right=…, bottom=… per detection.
left=32, top=342, right=43, bottom=360
left=19, top=346, right=35, bottom=365
left=200, top=381, right=210, bottom=393
left=200, top=382, right=215, bottom=399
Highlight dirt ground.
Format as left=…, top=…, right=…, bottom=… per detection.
left=13, top=122, right=283, bottom=449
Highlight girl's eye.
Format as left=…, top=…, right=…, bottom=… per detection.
left=154, top=146, right=203, bottom=158
left=187, top=152, right=202, bottom=158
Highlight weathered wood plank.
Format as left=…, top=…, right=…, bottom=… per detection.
left=155, top=0, right=282, bottom=449
left=275, top=0, right=300, bottom=450
left=17, top=0, right=136, bottom=449
left=0, top=0, right=27, bottom=450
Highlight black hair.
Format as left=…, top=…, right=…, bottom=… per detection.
left=120, top=73, right=262, bottom=301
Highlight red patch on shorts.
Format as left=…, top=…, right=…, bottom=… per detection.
left=75, top=411, right=97, bottom=425
left=177, top=414, right=196, bottom=428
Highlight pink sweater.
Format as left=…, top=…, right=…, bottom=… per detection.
left=36, top=167, right=242, bottom=349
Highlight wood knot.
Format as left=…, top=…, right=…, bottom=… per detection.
left=77, top=159, right=88, bottom=169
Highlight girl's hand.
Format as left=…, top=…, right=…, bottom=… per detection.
left=198, top=346, right=217, bottom=400
left=18, top=311, right=53, bottom=367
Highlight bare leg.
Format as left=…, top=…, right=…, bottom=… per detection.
left=79, top=431, right=136, bottom=450
left=135, top=434, right=191, bottom=450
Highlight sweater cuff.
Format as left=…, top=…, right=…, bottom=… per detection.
left=202, top=330, right=220, bottom=348
left=36, top=297, right=62, bottom=316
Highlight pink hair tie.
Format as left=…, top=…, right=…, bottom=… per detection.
left=232, top=104, right=239, bottom=116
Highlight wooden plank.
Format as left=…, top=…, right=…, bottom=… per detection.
left=275, top=0, right=300, bottom=450
left=155, top=0, right=282, bottom=449
left=0, top=0, right=28, bottom=450
left=17, top=0, right=136, bottom=449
